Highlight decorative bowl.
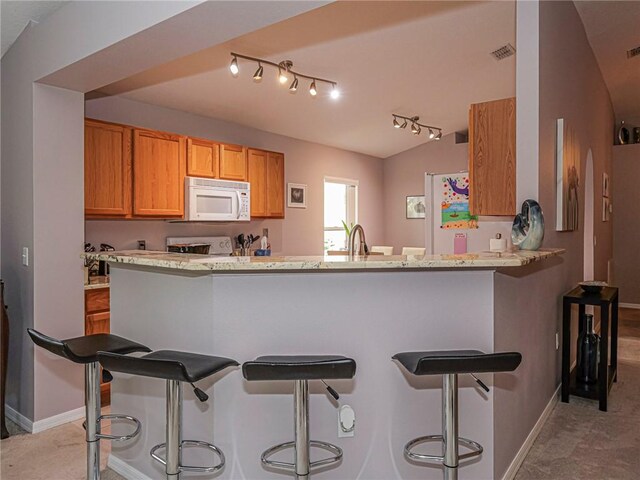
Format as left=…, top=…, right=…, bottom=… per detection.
left=579, top=281, right=608, bottom=294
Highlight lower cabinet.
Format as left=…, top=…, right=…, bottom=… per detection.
left=85, top=287, right=111, bottom=405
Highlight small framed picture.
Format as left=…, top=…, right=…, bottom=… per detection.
left=602, top=172, right=610, bottom=198
left=287, top=183, right=307, bottom=208
left=602, top=197, right=610, bottom=222
left=406, top=195, right=426, bottom=219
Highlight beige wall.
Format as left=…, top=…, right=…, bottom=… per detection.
left=612, top=144, right=640, bottom=304
left=85, top=96, right=384, bottom=255
left=382, top=134, right=468, bottom=252
left=493, top=2, right=615, bottom=477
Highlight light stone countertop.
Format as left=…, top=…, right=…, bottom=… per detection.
left=82, top=248, right=565, bottom=273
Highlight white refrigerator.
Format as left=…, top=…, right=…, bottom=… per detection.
left=424, top=172, right=512, bottom=254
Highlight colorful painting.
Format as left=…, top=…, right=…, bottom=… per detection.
left=440, top=175, right=478, bottom=229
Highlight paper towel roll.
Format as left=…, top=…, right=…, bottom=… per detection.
left=490, top=237, right=507, bottom=252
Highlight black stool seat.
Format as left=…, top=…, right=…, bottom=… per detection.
left=98, top=350, right=239, bottom=383
left=27, top=329, right=150, bottom=364
left=243, top=355, right=356, bottom=381
left=393, top=349, right=522, bottom=376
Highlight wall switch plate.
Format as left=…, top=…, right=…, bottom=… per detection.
left=555, top=332, right=559, bottom=350
left=22, top=247, right=29, bottom=266
left=338, top=405, right=355, bottom=438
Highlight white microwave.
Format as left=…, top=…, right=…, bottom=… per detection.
left=185, top=177, right=250, bottom=222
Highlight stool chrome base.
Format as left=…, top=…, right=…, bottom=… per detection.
left=150, top=379, right=226, bottom=479
left=403, top=373, right=484, bottom=480
left=261, top=380, right=342, bottom=479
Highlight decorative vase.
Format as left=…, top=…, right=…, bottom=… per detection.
left=576, top=313, right=599, bottom=385
left=511, top=199, right=545, bottom=251
left=618, top=121, right=630, bottom=145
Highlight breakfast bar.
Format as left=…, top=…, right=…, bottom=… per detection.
left=85, top=249, right=564, bottom=480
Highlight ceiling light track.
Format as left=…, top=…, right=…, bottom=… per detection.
left=392, top=114, right=442, bottom=140
left=230, top=52, right=339, bottom=98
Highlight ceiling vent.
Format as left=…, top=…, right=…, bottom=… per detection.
left=628, top=46, right=640, bottom=59
left=491, top=43, right=516, bottom=61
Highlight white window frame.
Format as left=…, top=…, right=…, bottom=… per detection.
left=323, top=176, right=359, bottom=250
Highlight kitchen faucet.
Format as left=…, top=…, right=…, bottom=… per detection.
left=348, top=224, right=368, bottom=258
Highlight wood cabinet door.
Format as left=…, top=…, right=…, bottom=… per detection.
left=85, top=120, right=132, bottom=217
left=85, top=311, right=110, bottom=336
left=469, top=97, right=516, bottom=216
left=187, top=137, right=220, bottom=178
left=266, top=152, right=285, bottom=218
left=220, top=144, right=247, bottom=181
left=85, top=288, right=110, bottom=314
left=133, top=129, right=186, bottom=217
left=247, top=149, right=268, bottom=217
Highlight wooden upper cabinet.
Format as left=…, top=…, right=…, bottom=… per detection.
left=247, top=149, right=285, bottom=218
left=469, top=97, right=516, bottom=216
left=220, top=143, right=247, bottom=181
left=266, top=152, right=285, bottom=218
left=84, top=119, right=132, bottom=217
left=247, top=149, right=268, bottom=217
left=187, top=137, right=220, bottom=178
left=133, top=129, right=186, bottom=217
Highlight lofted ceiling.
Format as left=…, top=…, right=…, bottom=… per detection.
left=1, top=0, right=68, bottom=57
left=574, top=0, right=640, bottom=125
left=96, top=1, right=516, bottom=159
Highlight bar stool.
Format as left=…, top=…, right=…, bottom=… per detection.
left=27, top=329, right=150, bottom=480
left=392, top=350, right=522, bottom=480
left=242, top=355, right=356, bottom=480
left=98, top=349, right=238, bottom=479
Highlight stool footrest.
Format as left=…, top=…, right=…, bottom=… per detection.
left=151, top=439, right=225, bottom=473
left=404, top=435, right=483, bottom=464
left=93, top=414, right=142, bottom=442
left=261, top=440, right=343, bottom=472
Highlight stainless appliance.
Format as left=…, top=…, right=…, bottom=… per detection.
left=185, top=177, right=250, bottom=222
left=166, top=236, right=233, bottom=256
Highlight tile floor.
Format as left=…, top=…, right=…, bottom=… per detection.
left=1, top=309, right=639, bottom=479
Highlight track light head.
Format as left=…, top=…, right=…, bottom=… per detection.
left=278, top=68, right=288, bottom=84
left=253, top=64, right=263, bottom=81
left=429, top=128, right=435, bottom=139
left=230, top=56, right=239, bottom=76
left=289, top=77, right=299, bottom=93
left=435, top=130, right=442, bottom=140
left=309, top=80, right=317, bottom=96
left=330, top=84, right=340, bottom=100
left=401, top=119, right=407, bottom=129
left=393, top=117, right=401, bottom=128
left=411, top=123, right=421, bottom=135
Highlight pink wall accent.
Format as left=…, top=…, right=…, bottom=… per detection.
left=612, top=144, right=640, bottom=304
left=493, top=2, right=614, bottom=477
left=85, top=96, right=384, bottom=255
left=382, top=134, right=468, bottom=252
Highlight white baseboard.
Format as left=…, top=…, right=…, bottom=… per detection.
left=620, top=303, right=640, bottom=310
left=32, top=406, right=85, bottom=433
left=5, top=404, right=34, bottom=433
left=107, top=455, right=153, bottom=480
left=501, top=383, right=561, bottom=480
left=4, top=404, right=85, bottom=434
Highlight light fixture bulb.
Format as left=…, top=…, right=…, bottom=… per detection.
left=253, top=64, right=263, bottom=81
left=393, top=117, right=401, bottom=128
left=309, top=80, right=317, bottom=96
left=435, top=130, right=442, bottom=140
left=278, top=68, right=288, bottom=84
left=411, top=123, right=420, bottom=134
left=230, top=56, right=239, bottom=76
left=289, top=77, right=299, bottom=93
left=429, top=128, right=435, bottom=139
left=330, top=85, right=340, bottom=99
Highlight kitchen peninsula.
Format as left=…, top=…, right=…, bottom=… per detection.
left=86, top=249, right=564, bottom=480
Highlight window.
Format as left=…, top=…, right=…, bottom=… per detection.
left=324, top=177, right=358, bottom=252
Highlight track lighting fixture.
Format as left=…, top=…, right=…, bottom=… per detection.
left=230, top=56, right=239, bottom=76
left=289, top=76, right=299, bottom=93
left=230, top=52, right=338, bottom=99
left=392, top=114, right=442, bottom=140
left=253, top=63, right=263, bottom=81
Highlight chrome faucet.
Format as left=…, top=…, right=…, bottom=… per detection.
left=348, top=224, right=367, bottom=258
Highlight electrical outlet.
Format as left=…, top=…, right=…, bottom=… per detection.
left=338, top=405, right=355, bottom=438
left=22, top=247, right=29, bottom=266
left=138, top=240, right=146, bottom=250
left=555, top=332, right=559, bottom=350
